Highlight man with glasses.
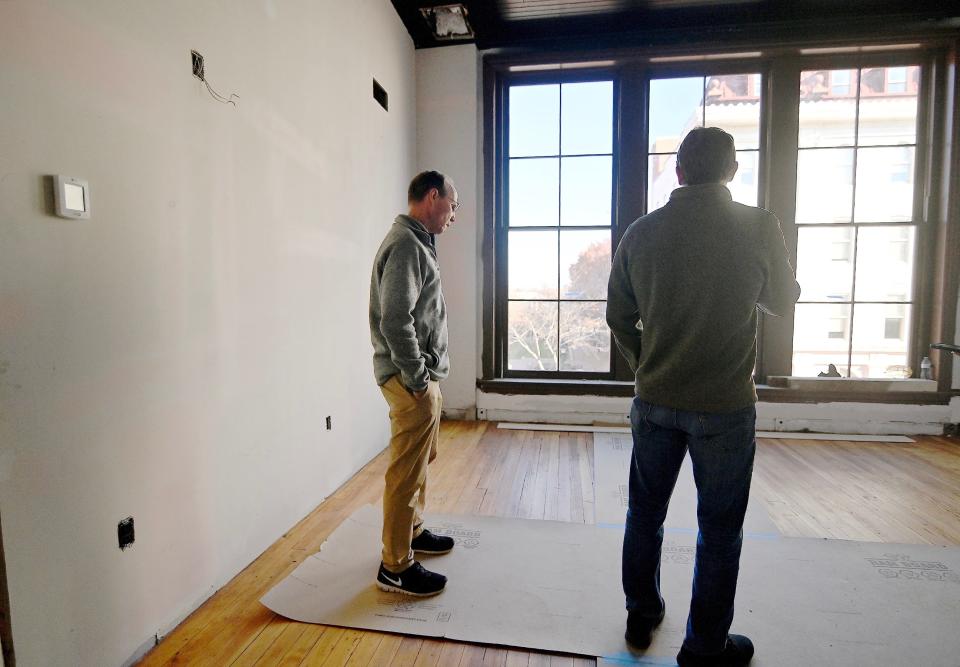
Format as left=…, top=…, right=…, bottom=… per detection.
left=369, top=170, right=459, bottom=596
left=607, top=128, right=800, bottom=666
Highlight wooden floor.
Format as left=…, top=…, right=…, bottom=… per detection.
left=138, top=422, right=960, bottom=666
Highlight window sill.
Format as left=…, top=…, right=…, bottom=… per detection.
left=476, top=378, right=958, bottom=404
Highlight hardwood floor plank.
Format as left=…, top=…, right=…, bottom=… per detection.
left=504, top=648, right=531, bottom=666
left=340, top=631, right=384, bottom=666
left=240, top=622, right=307, bottom=667
left=298, top=625, right=343, bottom=666
left=317, top=628, right=366, bottom=666
left=436, top=641, right=467, bottom=666
left=231, top=616, right=287, bottom=666
left=389, top=637, right=425, bottom=667
left=411, top=638, right=445, bottom=667
left=458, top=643, right=487, bottom=667
left=481, top=647, right=508, bottom=667
left=262, top=623, right=326, bottom=667
left=364, top=633, right=404, bottom=666
left=526, top=653, right=551, bottom=667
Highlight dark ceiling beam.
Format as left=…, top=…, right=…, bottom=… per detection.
left=392, top=0, right=960, bottom=51
left=476, top=2, right=960, bottom=50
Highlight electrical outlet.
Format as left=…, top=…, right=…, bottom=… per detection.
left=191, top=50, right=204, bottom=80
left=476, top=407, right=487, bottom=420
left=325, top=416, right=332, bottom=430
left=118, top=516, right=135, bottom=550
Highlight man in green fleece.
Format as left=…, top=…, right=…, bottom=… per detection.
left=369, top=171, right=459, bottom=597
left=607, top=128, right=800, bottom=666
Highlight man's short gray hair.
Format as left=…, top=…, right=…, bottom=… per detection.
left=408, top=170, right=448, bottom=202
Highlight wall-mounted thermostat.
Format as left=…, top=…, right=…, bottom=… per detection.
left=54, top=175, right=90, bottom=219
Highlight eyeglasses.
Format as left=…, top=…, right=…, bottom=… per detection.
left=447, top=197, right=460, bottom=212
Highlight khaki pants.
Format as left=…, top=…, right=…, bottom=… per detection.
left=379, top=375, right=442, bottom=573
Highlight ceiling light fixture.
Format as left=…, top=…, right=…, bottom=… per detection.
left=420, top=4, right=474, bottom=41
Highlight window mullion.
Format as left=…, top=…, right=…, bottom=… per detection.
left=611, top=68, right=648, bottom=381
left=758, top=56, right=802, bottom=380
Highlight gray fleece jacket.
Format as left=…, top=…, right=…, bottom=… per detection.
left=606, top=184, right=800, bottom=413
left=369, top=214, right=450, bottom=391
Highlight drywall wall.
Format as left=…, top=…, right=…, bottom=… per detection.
left=0, top=1, right=415, bottom=664
left=415, top=45, right=482, bottom=415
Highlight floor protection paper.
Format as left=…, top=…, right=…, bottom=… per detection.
left=261, top=505, right=960, bottom=665
left=592, top=432, right=780, bottom=537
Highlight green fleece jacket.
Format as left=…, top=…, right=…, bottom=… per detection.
left=369, top=215, right=450, bottom=391
left=606, top=184, right=800, bottom=412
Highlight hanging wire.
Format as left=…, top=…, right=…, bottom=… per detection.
left=193, top=51, right=239, bottom=107
left=203, top=78, right=239, bottom=107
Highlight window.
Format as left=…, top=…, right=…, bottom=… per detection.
left=831, top=70, right=852, bottom=96
left=487, top=48, right=950, bottom=387
left=503, top=80, right=615, bottom=375
left=792, top=65, right=920, bottom=378
left=885, top=316, right=904, bottom=340
left=887, top=66, right=908, bottom=93
left=648, top=73, right=762, bottom=212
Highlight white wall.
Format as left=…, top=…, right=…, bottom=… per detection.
left=0, top=1, right=415, bottom=664
left=415, top=45, right=483, bottom=415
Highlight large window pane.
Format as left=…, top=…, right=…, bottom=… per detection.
left=730, top=150, right=759, bottom=206
left=853, top=146, right=915, bottom=222
left=792, top=303, right=851, bottom=376
left=854, top=226, right=915, bottom=301
left=508, top=230, right=558, bottom=299
left=560, top=230, right=611, bottom=299
left=704, top=73, right=761, bottom=150
left=858, top=66, right=920, bottom=146
left=796, top=227, right=854, bottom=301
left=508, top=301, right=559, bottom=371
left=560, top=302, right=610, bottom=372
left=649, top=77, right=703, bottom=153
left=648, top=153, right=678, bottom=212
left=850, top=304, right=912, bottom=378
left=561, top=81, right=613, bottom=155
left=799, top=69, right=858, bottom=147
left=795, top=148, right=854, bottom=223
left=561, top=156, right=612, bottom=226
left=509, top=158, right=559, bottom=227
left=509, top=85, right=559, bottom=157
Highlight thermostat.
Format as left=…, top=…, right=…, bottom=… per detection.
left=54, top=175, right=90, bottom=219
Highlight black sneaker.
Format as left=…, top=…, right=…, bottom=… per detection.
left=677, top=634, right=754, bottom=666
left=376, top=561, right=447, bottom=597
left=411, top=528, right=455, bottom=554
left=624, top=608, right=665, bottom=649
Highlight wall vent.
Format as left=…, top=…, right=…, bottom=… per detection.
left=373, top=79, right=388, bottom=111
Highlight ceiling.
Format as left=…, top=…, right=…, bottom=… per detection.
left=390, top=0, right=960, bottom=52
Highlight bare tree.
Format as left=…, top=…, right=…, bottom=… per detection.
left=507, top=240, right=611, bottom=371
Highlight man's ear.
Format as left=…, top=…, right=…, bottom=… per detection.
left=725, top=160, right=739, bottom=183
left=675, top=164, right=686, bottom=186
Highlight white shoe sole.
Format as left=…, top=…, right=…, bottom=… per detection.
left=412, top=546, right=454, bottom=555
left=375, top=579, right=445, bottom=597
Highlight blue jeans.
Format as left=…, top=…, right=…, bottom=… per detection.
left=623, top=397, right=756, bottom=655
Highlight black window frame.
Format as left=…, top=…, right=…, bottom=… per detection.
left=494, top=67, right=622, bottom=380
left=783, top=52, right=931, bottom=380
left=481, top=39, right=960, bottom=396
